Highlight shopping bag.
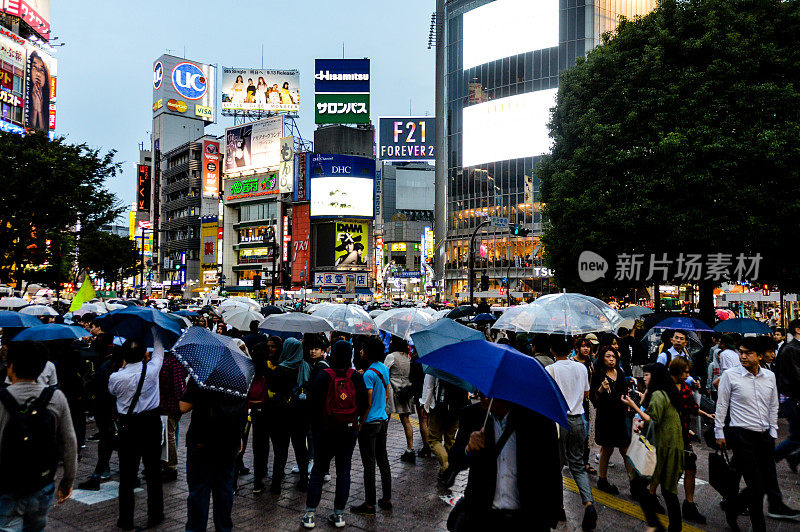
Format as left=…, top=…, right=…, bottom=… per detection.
left=709, top=450, right=738, bottom=498
left=626, top=432, right=657, bottom=478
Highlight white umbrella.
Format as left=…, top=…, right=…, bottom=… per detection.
left=19, top=305, right=59, bottom=317
left=222, top=307, right=264, bottom=332
left=259, top=313, right=334, bottom=334
left=418, top=307, right=436, bottom=316
left=492, top=292, right=622, bottom=335
left=374, top=308, right=435, bottom=340
left=313, top=304, right=379, bottom=335
left=221, top=296, right=261, bottom=310
left=0, top=297, right=28, bottom=309
left=431, top=309, right=451, bottom=321
left=72, top=303, right=109, bottom=317
left=368, top=309, right=386, bottom=319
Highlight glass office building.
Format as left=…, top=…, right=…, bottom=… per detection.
left=441, top=0, right=656, bottom=300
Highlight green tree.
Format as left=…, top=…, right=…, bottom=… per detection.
left=0, top=131, right=124, bottom=290
left=78, top=231, right=141, bottom=288
left=538, top=0, right=800, bottom=320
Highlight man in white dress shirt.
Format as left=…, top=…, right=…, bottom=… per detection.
left=108, top=334, right=165, bottom=530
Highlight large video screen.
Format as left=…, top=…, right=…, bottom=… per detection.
left=463, top=0, right=558, bottom=70
left=221, top=67, right=299, bottom=115
left=462, top=88, right=557, bottom=167
left=309, top=154, right=374, bottom=218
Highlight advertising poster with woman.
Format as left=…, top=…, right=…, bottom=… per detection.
left=24, top=43, right=56, bottom=132
left=221, top=67, right=299, bottom=114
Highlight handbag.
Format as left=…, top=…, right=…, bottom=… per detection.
left=116, top=363, right=148, bottom=439
left=708, top=449, right=738, bottom=498
left=626, top=423, right=657, bottom=479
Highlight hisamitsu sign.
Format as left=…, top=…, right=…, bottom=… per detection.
left=378, top=117, right=435, bottom=162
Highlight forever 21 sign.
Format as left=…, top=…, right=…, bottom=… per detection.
left=378, top=116, right=436, bottom=162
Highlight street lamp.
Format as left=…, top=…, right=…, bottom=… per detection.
left=469, top=219, right=491, bottom=306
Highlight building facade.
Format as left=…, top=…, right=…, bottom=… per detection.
left=439, top=0, right=656, bottom=301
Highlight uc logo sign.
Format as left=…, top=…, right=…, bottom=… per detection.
left=153, top=61, right=163, bottom=90
left=171, top=62, right=207, bottom=100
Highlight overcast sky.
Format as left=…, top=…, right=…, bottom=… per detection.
left=52, top=0, right=435, bottom=213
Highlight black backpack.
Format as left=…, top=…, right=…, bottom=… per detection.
left=433, top=379, right=468, bottom=422
left=0, top=386, right=59, bottom=496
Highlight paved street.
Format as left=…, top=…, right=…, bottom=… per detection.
left=46, top=414, right=799, bottom=531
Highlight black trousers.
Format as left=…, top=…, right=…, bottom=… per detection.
left=117, top=410, right=163, bottom=525
left=270, top=406, right=308, bottom=485
left=728, top=427, right=778, bottom=532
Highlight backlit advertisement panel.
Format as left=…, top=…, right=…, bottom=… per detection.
left=0, top=27, right=25, bottom=70
left=24, top=42, right=55, bottom=132
left=378, top=117, right=435, bottom=161
left=202, top=140, right=220, bottom=197
left=224, top=116, right=284, bottom=175
left=462, top=88, right=557, bottom=167
left=221, top=67, right=299, bottom=114
left=152, top=55, right=215, bottom=122
left=291, top=204, right=310, bottom=283
left=2, top=1, right=50, bottom=40
left=136, top=164, right=151, bottom=212
left=201, top=217, right=218, bottom=267
left=334, top=221, right=368, bottom=267
left=463, top=0, right=558, bottom=70
left=314, top=59, right=370, bottom=125
left=309, top=154, right=374, bottom=219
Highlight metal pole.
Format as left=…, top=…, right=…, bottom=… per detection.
left=271, top=242, right=277, bottom=304
left=469, top=220, right=491, bottom=306
left=139, top=234, right=145, bottom=299
left=433, top=0, right=447, bottom=291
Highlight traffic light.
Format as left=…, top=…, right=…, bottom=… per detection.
left=253, top=273, right=262, bottom=291
left=762, top=284, right=770, bottom=296
left=480, top=273, right=489, bottom=291
left=282, top=264, right=292, bottom=290
left=509, top=224, right=531, bottom=236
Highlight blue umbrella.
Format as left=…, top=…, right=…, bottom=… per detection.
left=172, top=326, right=255, bottom=397
left=12, top=324, right=90, bottom=342
left=618, top=306, right=654, bottom=319
left=410, top=318, right=480, bottom=392
left=652, top=317, right=713, bottom=333
left=95, top=306, right=183, bottom=344
left=173, top=309, right=199, bottom=318
left=419, top=339, right=569, bottom=428
left=0, top=311, right=42, bottom=328
left=713, top=318, right=772, bottom=335
left=471, top=313, right=497, bottom=323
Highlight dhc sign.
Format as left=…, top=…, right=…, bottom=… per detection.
left=172, top=62, right=207, bottom=100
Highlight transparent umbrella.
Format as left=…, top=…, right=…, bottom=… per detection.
left=73, top=303, right=109, bottom=317
left=492, top=292, right=622, bottom=335
left=374, top=308, right=435, bottom=340
left=0, top=297, right=28, bottom=309
left=259, top=313, right=334, bottom=334
left=313, top=304, right=378, bottom=335
left=19, top=305, right=59, bottom=317
left=431, top=309, right=451, bottom=321
left=368, top=309, right=386, bottom=319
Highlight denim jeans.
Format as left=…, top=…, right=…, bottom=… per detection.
left=775, top=398, right=800, bottom=462
left=0, top=483, right=54, bottom=532
left=559, top=414, right=594, bottom=505
left=186, top=446, right=237, bottom=532
left=306, top=428, right=358, bottom=511
left=358, top=420, right=391, bottom=505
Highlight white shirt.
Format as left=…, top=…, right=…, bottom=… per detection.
left=718, top=349, right=740, bottom=373
left=656, top=346, right=688, bottom=366
left=546, top=359, right=589, bottom=416
left=420, top=374, right=437, bottom=412
left=491, top=413, right=519, bottom=511
left=715, top=365, right=779, bottom=439
left=108, top=337, right=165, bottom=415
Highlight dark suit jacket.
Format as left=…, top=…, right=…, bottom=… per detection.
left=776, top=338, right=800, bottom=399
left=449, top=403, right=562, bottom=530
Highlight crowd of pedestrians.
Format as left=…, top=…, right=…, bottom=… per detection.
left=0, top=305, right=799, bottom=532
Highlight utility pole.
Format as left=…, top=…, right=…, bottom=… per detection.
left=469, top=220, right=491, bottom=306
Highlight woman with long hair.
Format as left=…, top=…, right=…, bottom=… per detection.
left=256, top=76, right=268, bottom=105
left=590, top=345, right=634, bottom=494
left=280, top=81, right=296, bottom=105
left=622, top=363, right=684, bottom=531
left=384, top=335, right=416, bottom=463
left=232, top=74, right=245, bottom=104
left=245, top=78, right=256, bottom=103
left=572, top=337, right=596, bottom=474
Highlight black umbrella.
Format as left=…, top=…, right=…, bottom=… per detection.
left=261, top=305, right=285, bottom=316
left=446, top=305, right=477, bottom=320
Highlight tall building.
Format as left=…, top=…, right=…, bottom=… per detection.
left=437, top=0, right=656, bottom=301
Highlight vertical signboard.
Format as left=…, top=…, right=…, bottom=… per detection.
left=282, top=214, right=291, bottom=262
left=425, top=226, right=434, bottom=264
left=294, top=152, right=309, bottom=202
left=314, top=58, right=370, bottom=124
left=279, top=136, right=294, bottom=194
left=375, top=235, right=384, bottom=285
left=24, top=42, right=56, bottom=132
left=200, top=217, right=218, bottom=266
left=136, top=164, right=151, bottom=212
left=374, top=167, right=382, bottom=220
left=202, top=140, right=220, bottom=196
left=291, top=204, right=310, bottom=283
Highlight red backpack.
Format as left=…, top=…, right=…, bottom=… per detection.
left=322, top=368, right=359, bottom=427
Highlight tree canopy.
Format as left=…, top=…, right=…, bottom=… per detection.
left=78, top=230, right=140, bottom=286
left=539, top=0, right=800, bottom=295
left=0, top=131, right=124, bottom=288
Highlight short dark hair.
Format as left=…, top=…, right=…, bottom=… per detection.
left=7, top=341, right=48, bottom=380
left=363, top=336, right=386, bottom=363
left=760, top=336, right=779, bottom=353
left=673, top=329, right=688, bottom=339
left=388, top=335, right=408, bottom=354
left=739, top=336, right=764, bottom=355
left=249, top=320, right=260, bottom=334
left=548, top=335, right=570, bottom=357
left=773, top=327, right=785, bottom=335
left=788, top=319, right=800, bottom=336
left=617, top=327, right=630, bottom=337
left=532, top=334, right=549, bottom=354
left=331, top=340, right=353, bottom=369
left=121, top=339, right=146, bottom=364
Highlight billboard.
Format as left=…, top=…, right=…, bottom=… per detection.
left=24, top=42, right=55, bottom=132
left=294, top=151, right=309, bottom=202
left=279, top=136, right=294, bottom=194
left=309, top=154, right=374, bottom=218
left=200, top=217, right=218, bottom=267
left=291, top=204, right=310, bottom=283
left=314, top=59, right=370, bottom=124
left=202, top=140, right=220, bottom=197
left=396, top=168, right=434, bottom=211
left=224, top=171, right=279, bottom=202
left=152, top=55, right=215, bottom=122
left=136, top=164, right=151, bottom=212
left=314, top=271, right=369, bottom=290
left=224, top=115, right=284, bottom=175
left=463, top=0, right=558, bottom=70
left=2, top=1, right=50, bottom=40
left=378, top=117, right=435, bottom=161
left=221, top=67, right=299, bottom=114
left=334, top=221, right=368, bottom=267
left=462, top=88, right=557, bottom=167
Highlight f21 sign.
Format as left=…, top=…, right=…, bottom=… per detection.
left=378, top=116, right=435, bottom=162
